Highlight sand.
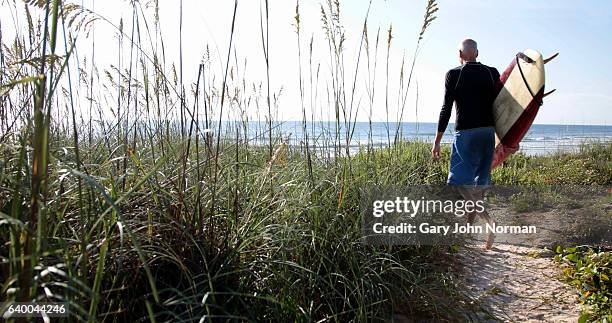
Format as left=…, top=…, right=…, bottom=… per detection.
left=456, top=243, right=581, bottom=322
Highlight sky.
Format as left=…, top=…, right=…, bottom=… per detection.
left=2, top=0, right=611, bottom=125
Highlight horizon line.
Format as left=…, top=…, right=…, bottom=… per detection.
left=216, top=120, right=612, bottom=127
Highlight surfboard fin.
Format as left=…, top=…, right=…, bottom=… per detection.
left=543, top=89, right=556, bottom=98
left=543, top=53, right=559, bottom=64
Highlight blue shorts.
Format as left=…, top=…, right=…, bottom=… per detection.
left=448, top=126, right=495, bottom=186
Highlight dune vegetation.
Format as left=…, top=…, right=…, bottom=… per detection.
left=0, top=0, right=610, bottom=321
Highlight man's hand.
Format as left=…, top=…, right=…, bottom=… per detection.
left=431, top=142, right=441, bottom=160
left=432, top=131, right=444, bottom=161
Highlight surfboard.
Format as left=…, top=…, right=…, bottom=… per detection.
left=491, top=49, right=557, bottom=169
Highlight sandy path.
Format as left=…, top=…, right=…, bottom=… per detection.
left=457, top=243, right=581, bottom=322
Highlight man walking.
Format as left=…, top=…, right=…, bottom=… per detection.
left=432, top=39, right=500, bottom=184
left=432, top=39, right=499, bottom=249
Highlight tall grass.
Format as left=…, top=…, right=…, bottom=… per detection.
left=3, top=0, right=608, bottom=321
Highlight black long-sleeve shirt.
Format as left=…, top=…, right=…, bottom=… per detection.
left=437, top=62, right=501, bottom=133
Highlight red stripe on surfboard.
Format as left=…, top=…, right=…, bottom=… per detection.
left=491, top=144, right=519, bottom=169
left=491, top=87, right=545, bottom=169
left=499, top=58, right=516, bottom=90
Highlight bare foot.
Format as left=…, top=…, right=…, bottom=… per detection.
left=484, top=232, right=495, bottom=250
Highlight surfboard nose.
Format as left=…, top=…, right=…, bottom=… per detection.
left=517, top=52, right=535, bottom=64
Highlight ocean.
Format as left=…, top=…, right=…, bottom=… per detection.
left=232, top=121, right=612, bottom=155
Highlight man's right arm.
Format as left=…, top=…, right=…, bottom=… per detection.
left=433, top=70, right=454, bottom=160
left=491, top=67, right=502, bottom=94
left=437, top=70, right=455, bottom=134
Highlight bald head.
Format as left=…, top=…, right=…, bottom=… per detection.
left=458, top=39, right=478, bottom=63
